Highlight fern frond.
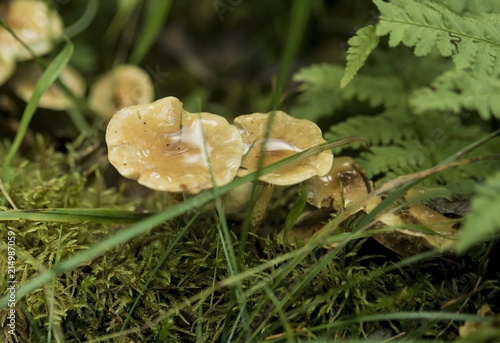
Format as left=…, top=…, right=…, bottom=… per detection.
left=291, top=64, right=411, bottom=120
left=358, top=143, right=429, bottom=178
left=344, top=74, right=408, bottom=110
left=325, top=112, right=415, bottom=150
left=434, top=0, right=500, bottom=16
left=290, top=64, right=344, bottom=121
left=341, top=25, right=380, bottom=88
left=410, top=70, right=500, bottom=119
left=456, top=172, right=500, bottom=252
left=334, top=110, right=500, bottom=185
left=373, top=0, right=500, bottom=76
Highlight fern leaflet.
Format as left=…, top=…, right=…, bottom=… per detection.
left=291, top=64, right=411, bottom=121
left=410, top=70, right=500, bottom=119
left=373, top=0, right=500, bottom=76
left=290, top=64, right=344, bottom=121
left=434, top=0, right=500, bottom=16
left=325, top=112, right=415, bottom=151
left=456, top=171, right=500, bottom=252
left=341, top=25, right=380, bottom=88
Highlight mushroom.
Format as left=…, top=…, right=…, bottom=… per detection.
left=0, top=0, right=63, bottom=61
left=233, top=110, right=333, bottom=231
left=89, top=64, right=155, bottom=120
left=279, top=157, right=372, bottom=244
left=106, top=96, right=245, bottom=194
left=305, top=156, right=372, bottom=212
left=10, top=61, right=86, bottom=110
left=365, top=195, right=458, bottom=257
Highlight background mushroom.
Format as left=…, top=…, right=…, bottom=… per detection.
left=233, top=110, right=333, bottom=231
left=10, top=61, right=86, bottom=110
left=0, top=0, right=63, bottom=61
left=305, top=156, right=372, bottom=212
left=106, top=96, right=244, bottom=194
left=89, top=64, right=155, bottom=119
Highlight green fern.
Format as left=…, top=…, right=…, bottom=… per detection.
left=290, top=64, right=344, bottom=121
left=456, top=172, right=500, bottom=252
left=341, top=25, right=380, bottom=88
left=325, top=111, right=415, bottom=150
left=336, top=0, right=500, bottom=119
left=373, top=0, right=500, bottom=76
left=330, top=111, right=499, bottom=186
left=291, top=64, right=411, bottom=121
left=410, top=70, right=500, bottom=119
left=434, top=0, right=500, bottom=16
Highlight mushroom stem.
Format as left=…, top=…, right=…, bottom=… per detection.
left=250, top=182, right=276, bottom=233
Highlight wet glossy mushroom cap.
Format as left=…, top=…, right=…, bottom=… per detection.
left=365, top=195, right=458, bottom=256
left=10, top=61, right=86, bottom=110
left=0, top=0, right=63, bottom=61
left=106, top=96, right=245, bottom=194
left=233, top=111, right=333, bottom=186
left=305, top=156, right=371, bottom=211
left=89, top=65, right=154, bottom=119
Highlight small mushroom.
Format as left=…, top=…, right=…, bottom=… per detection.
left=0, top=0, right=63, bottom=61
left=89, top=64, right=155, bottom=119
left=106, top=96, right=245, bottom=194
left=279, top=157, right=371, bottom=245
left=305, top=156, right=372, bottom=212
left=233, top=110, right=333, bottom=231
left=10, top=61, right=86, bottom=110
left=365, top=195, right=458, bottom=257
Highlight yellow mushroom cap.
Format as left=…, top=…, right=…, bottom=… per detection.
left=0, top=0, right=63, bottom=61
left=305, top=156, right=371, bottom=211
left=89, top=64, right=155, bottom=119
left=106, top=96, right=245, bottom=194
left=365, top=195, right=458, bottom=256
left=233, top=111, right=333, bottom=185
left=10, top=61, right=86, bottom=110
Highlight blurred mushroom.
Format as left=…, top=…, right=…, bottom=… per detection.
left=305, top=156, right=372, bottom=212
left=106, top=96, right=244, bottom=194
left=365, top=195, right=458, bottom=257
left=0, top=0, right=63, bottom=61
left=10, top=61, right=86, bottom=110
left=233, top=110, right=333, bottom=231
left=89, top=64, right=155, bottom=119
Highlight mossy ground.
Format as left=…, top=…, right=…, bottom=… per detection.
left=1, top=137, right=499, bottom=342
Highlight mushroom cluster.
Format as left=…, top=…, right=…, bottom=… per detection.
left=106, top=97, right=334, bottom=221
left=281, top=157, right=458, bottom=256
left=0, top=0, right=63, bottom=86
left=0, top=0, right=92, bottom=112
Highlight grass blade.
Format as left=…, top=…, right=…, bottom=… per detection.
left=0, top=208, right=150, bottom=223
left=3, top=42, right=74, bottom=168
left=129, top=0, right=173, bottom=64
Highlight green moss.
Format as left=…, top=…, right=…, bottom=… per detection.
left=0, top=131, right=499, bottom=342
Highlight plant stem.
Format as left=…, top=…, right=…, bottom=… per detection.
left=250, top=182, right=275, bottom=233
